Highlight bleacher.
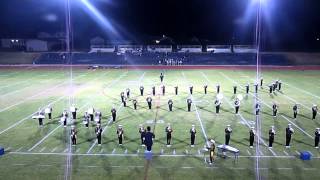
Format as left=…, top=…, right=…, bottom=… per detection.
left=33, top=52, right=292, bottom=66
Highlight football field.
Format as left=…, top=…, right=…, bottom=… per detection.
left=0, top=66, right=320, bottom=180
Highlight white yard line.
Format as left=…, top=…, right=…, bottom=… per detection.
left=51, top=147, right=58, bottom=153
left=39, top=147, right=46, bottom=152
left=11, top=151, right=316, bottom=159
left=181, top=72, right=209, bottom=145
left=28, top=125, right=62, bottom=151
left=87, top=71, right=144, bottom=153
left=283, top=82, right=320, bottom=100
left=0, top=95, right=65, bottom=135
left=0, top=73, right=88, bottom=113
left=219, top=72, right=314, bottom=139
left=27, top=101, right=91, bottom=152
left=283, top=150, right=289, bottom=156
left=202, top=72, right=277, bottom=156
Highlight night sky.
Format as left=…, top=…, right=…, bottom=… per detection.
left=0, top=0, right=319, bottom=51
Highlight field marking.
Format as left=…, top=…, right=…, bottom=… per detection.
left=39, top=147, right=46, bottom=152
left=283, top=82, right=320, bottom=100
left=295, top=150, right=300, bottom=155
left=219, top=72, right=314, bottom=140
left=112, top=149, right=116, bottom=154
left=181, top=72, right=209, bottom=146
left=10, top=151, right=317, bottom=159
left=247, top=150, right=252, bottom=156
left=16, top=147, right=23, bottom=152
left=0, top=74, right=64, bottom=98
left=201, top=72, right=277, bottom=156
left=283, top=150, right=289, bottom=156
left=51, top=147, right=58, bottom=153
left=239, top=73, right=311, bottom=110
left=0, top=95, right=66, bottom=135
left=28, top=125, right=62, bottom=151
left=0, top=73, right=88, bottom=113
left=76, top=148, right=81, bottom=153
left=87, top=71, right=143, bottom=153
left=27, top=101, right=91, bottom=152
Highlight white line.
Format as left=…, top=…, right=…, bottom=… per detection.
left=16, top=147, right=23, bottom=152
left=277, top=167, right=293, bottom=170
left=51, top=147, right=58, bottom=153
left=136, top=149, right=139, bottom=154
left=295, top=150, right=300, bottom=155
left=112, top=149, right=116, bottom=154
left=10, top=151, right=315, bottom=159
left=202, top=72, right=277, bottom=156
left=39, top=147, right=46, bottom=152
left=28, top=125, right=62, bottom=151
left=100, top=149, right=104, bottom=153
left=247, top=150, right=252, bottom=156
left=87, top=71, right=144, bottom=153
left=283, top=150, right=289, bottom=156
left=63, top=148, right=68, bottom=153
left=0, top=73, right=88, bottom=113
left=173, top=149, right=176, bottom=155
left=219, top=72, right=314, bottom=139
left=181, top=72, right=209, bottom=145
left=283, top=82, right=320, bottom=100
left=76, top=148, right=81, bottom=153
left=124, top=149, right=127, bottom=154
left=307, top=151, right=314, bottom=156
left=0, top=95, right=65, bottom=135
left=259, top=150, right=264, bottom=156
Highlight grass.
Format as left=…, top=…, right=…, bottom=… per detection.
left=0, top=67, right=320, bottom=180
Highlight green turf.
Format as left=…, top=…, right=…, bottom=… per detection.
left=0, top=67, right=320, bottom=180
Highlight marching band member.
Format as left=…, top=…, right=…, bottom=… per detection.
left=245, top=83, right=249, bottom=94
left=61, top=109, right=68, bottom=127
left=168, top=99, right=173, bottom=111
left=255, top=103, right=261, bottom=116
left=268, top=84, right=273, bottom=94
left=70, top=126, right=77, bottom=146
left=315, top=128, right=320, bottom=148
left=165, top=123, right=173, bottom=147
left=174, top=86, right=178, bottom=95
left=187, top=98, right=192, bottom=112
left=272, top=82, right=277, bottom=92
left=123, top=97, right=127, bottom=107
left=95, top=110, right=102, bottom=124
left=214, top=99, right=221, bottom=114
left=120, top=92, right=125, bottom=102
left=293, top=104, right=298, bottom=119
left=145, top=126, right=155, bottom=151
left=204, top=84, right=208, bottom=94
left=285, top=124, right=294, bottom=148
left=190, top=125, right=196, bottom=147
left=278, top=80, right=282, bottom=91
left=83, top=111, right=89, bottom=128
left=207, top=139, right=216, bottom=165
left=225, top=125, right=232, bottom=145
left=249, top=127, right=255, bottom=148
left=233, top=85, right=237, bottom=95
left=312, top=105, right=318, bottom=120
left=146, top=96, right=152, bottom=109
left=162, top=85, right=166, bottom=95
left=234, top=98, right=240, bottom=114
left=44, top=106, right=52, bottom=120
left=140, top=86, right=144, bottom=96
left=269, top=126, right=276, bottom=148
left=189, top=85, right=193, bottom=95
left=117, top=125, right=124, bottom=145
left=126, top=88, right=130, bottom=98
left=139, top=124, right=146, bottom=146
left=70, top=104, right=77, bottom=120
left=95, top=123, right=102, bottom=146
left=88, top=107, right=95, bottom=121
left=133, top=99, right=138, bottom=110
left=111, top=107, right=116, bottom=122
left=37, top=108, right=45, bottom=127
left=152, top=86, right=156, bottom=96
left=260, top=77, right=263, bottom=88
left=254, top=82, right=258, bottom=93
left=216, top=84, right=220, bottom=94
left=160, top=72, right=164, bottom=82
left=272, top=103, right=278, bottom=117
